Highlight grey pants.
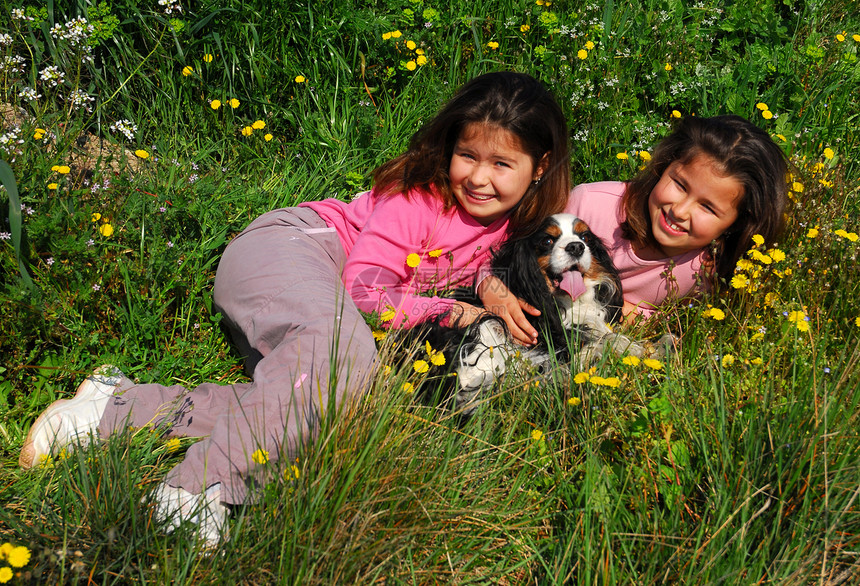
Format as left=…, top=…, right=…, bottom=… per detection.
left=97, top=207, right=378, bottom=504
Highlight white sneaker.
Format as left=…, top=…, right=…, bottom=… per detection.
left=152, top=482, right=229, bottom=547
left=19, top=365, right=123, bottom=469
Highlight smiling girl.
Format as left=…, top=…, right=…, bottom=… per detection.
left=565, top=114, right=788, bottom=318
left=19, top=72, right=571, bottom=545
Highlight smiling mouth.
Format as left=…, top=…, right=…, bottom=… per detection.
left=466, top=190, right=496, bottom=202
left=661, top=211, right=686, bottom=234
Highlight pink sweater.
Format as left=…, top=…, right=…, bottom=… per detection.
left=301, top=188, right=509, bottom=328
left=561, top=181, right=706, bottom=318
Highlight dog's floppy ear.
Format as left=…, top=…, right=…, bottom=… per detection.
left=491, top=230, right=556, bottom=310
left=579, top=228, right=624, bottom=323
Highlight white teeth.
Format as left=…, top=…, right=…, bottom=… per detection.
left=665, top=213, right=684, bottom=232
left=470, top=192, right=494, bottom=201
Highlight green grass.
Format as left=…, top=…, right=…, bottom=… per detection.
left=2, top=0, right=859, bottom=583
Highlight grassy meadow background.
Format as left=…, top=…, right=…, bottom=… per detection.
left=1, top=0, right=859, bottom=583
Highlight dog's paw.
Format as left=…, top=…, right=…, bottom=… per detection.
left=454, top=318, right=510, bottom=415
left=646, top=333, right=680, bottom=359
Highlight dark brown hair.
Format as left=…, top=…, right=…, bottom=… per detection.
left=622, top=115, right=788, bottom=283
left=373, top=72, right=570, bottom=237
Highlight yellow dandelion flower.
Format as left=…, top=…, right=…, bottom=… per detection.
left=264, top=133, right=273, bottom=141
left=854, top=316, right=860, bottom=327
left=166, top=438, right=182, bottom=452
left=585, top=40, right=595, bottom=50
left=34, top=131, right=44, bottom=140
left=762, top=110, right=774, bottom=120
left=791, top=181, right=803, bottom=192
left=295, top=75, right=306, bottom=83
left=428, top=249, right=444, bottom=257
left=8, top=545, right=31, bottom=568
left=521, top=24, right=530, bottom=33
left=48, top=182, right=58, bottom=190
left=806, top=227, right=819, bottom=238
left=752, top=234, right=765, bottom=246
left=616, top=152, right=629, bottom=160
left=135, top=149, right=149, bottom=159
left=391, top=30, right=402, bottom=38
left=671, top=110, right=682, bottom=118
left=416, top=55, right=428, bottom=66
left=756, top=102, right=768, bottom=110
left=568, top=396, right=581, bottom=407
left=836, top=33, right=845, bottom=42
left=834, top=229, right=849, bottom=239
left=229, top=98, right=240, bottom=109
left=210, top=99, right=221, bottom=110
left=721, top=354, right=735, bottom=367
left=643, top=358, right=663, bottom=370
left=705, top=307, right=726, bottom=320
left=416, top=48, right=425, bottom=55
left=531, top=429, right=544, bottom=441
left=847, top=232, right=859, bottom=242
left=730, top=274, right=750, bottom=289
left=372, top=330, right=387, bottom=341
left=751, top=250, right=772, bottom=264
left=573, top=372, right=590, bottom=384
left=406, top=40, right=417, bottom=50
left=796, top=320, right=810, bottom=332
left=639, top=151, right=651, bottom=161
left=764, top=292, right=780, bottom=307
left=487, top=41, right=499, bottom=49
left=664, top=62, right=672, bottom=71
left=602, top=377, right=621, bottom=387
left=405, top=60, right=417, bottom=71
left=776, top=133, right=787, bottom=142
left=99, top=223, right=114, bottom=237
left=380, top=309, right=396, bottom=322
left=91, top=212, right=102, bottom=222
left=0, top=566, right=11, bottom=582
left=402, top=381, right=414, bottom=393
left=252, top=449, right=269, bottom=464
left=823, top=148, right=834, bottom=159
left=736, top=259, right=755, bottom=271
left=241, top=126, right=253, bottom=136
left=252, top=120, right=266, bottom=130
left=854, top=34, right=860, bottom=42
left=413, top=360, right=429, bottom=373
left=382, top=365, right=392, bottom=376
left=406, top=253, right=421, bottom=268
left=577, top=49, right=588, bottom=59
left=751, top=357, right=763, bottom=365
left=289, top=464, right=301, bottom=480
left=0, top=543, right=12, bottom=557
left=382, top=32, right=392, bottom=40
left=769, top=249, right=786, bottom=262
left=203, top=53, right=214, bottom=62
left=622, top=355, right=640, bottom=366
left=182, top=66, right=193, bottom=77
left=430, top=352, right=446, bottom=366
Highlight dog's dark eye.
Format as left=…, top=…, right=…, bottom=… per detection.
left=540, top=236, right=555, bottom=249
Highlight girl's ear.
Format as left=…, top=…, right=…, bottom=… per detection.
left=533, top=152, right=550, bottom=181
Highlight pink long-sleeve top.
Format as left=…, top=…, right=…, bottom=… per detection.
left=300, top=188, right=509, bottom=328
left=560, top=181, right=707, bottom=318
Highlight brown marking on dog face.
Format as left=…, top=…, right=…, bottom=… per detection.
left=573, top=219, right=591, bottom=235
left=537, top=222, right=561, bottom=289
left=545, top=222, right=562, bottom=239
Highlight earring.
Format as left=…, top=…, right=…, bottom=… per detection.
left=532, top=176, right=543, bottom=185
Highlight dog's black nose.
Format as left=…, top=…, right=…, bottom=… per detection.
left=566, top=241, right=585, bottom=258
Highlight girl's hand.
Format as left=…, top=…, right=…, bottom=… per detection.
left=448, top=301, right=490, bottom=328
left=476, top=276, right=539, bottom=345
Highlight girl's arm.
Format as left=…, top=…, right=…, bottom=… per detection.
left=340, top=193, right=461, bottom=329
